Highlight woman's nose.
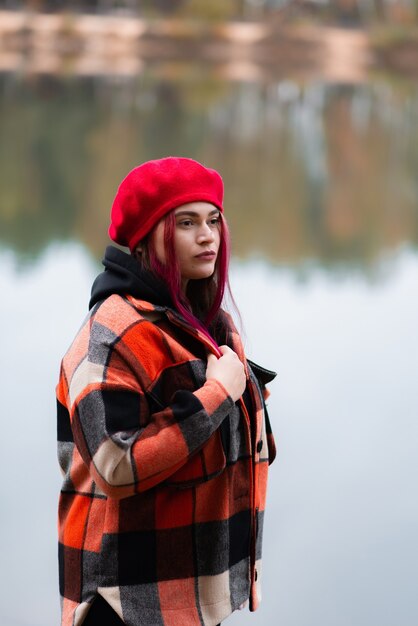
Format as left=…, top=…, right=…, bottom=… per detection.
left=197, top=223, right=215, bottom=242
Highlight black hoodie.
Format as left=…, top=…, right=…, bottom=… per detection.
left=89, top=246, right=172, bottom=310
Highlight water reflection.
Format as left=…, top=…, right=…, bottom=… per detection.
left=0, top=243, right=417, bottom=626
left=0, top=71, right=417, bottom=268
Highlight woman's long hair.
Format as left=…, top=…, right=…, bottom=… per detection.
left=134, top=210, right=235, bottom=352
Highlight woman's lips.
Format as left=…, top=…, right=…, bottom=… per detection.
left=195, top=251, right=216, bottom=259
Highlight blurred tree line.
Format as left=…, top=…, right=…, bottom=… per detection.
left=1, top=0, right=418, bottom=24
left=1, top=72, right=417, bottom=268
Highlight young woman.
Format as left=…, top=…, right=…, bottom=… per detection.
left=56, top=157, right=276, bottom=626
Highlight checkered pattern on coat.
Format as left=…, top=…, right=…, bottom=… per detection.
left=56, top=294, right=276, bottom=626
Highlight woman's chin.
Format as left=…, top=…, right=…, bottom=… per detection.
left=186, top=269, right=216, bottom=282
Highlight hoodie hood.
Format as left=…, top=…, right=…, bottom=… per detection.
left=89, top=246, right=172, bottom=310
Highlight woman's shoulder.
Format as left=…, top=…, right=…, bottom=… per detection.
left=217, top=308, right=238, bottom=333
left=90, top=294, right=163, bottom=340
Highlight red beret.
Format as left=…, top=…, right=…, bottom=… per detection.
left=109, top=157, right=224, bottom=252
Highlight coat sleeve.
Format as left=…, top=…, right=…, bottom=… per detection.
left=57, top=322, right=234, bottom=500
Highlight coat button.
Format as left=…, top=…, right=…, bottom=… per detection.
left=256, top=440, right=263, bottom=453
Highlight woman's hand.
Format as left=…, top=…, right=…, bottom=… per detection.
left=206, top=345, right=246, bottom=402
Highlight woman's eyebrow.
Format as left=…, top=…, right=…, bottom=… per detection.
left=175, top=209, right=220, bottom=217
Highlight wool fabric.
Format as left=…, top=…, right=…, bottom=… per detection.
left=109, top=157, right=224, bottom=252
left=56, top=247, right=277, bottom=626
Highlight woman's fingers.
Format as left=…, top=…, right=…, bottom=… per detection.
left=205, top=346, right=246, bottom=402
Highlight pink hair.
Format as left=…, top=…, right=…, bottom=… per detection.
left=146, top=211, right=233, bottom=354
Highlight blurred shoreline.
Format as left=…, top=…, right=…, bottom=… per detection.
left=0, top=9, right=417, bottom=80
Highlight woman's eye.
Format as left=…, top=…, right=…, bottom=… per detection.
left=179, top=220, right=193, bottom=227
left=209, top=217, right=220, bottom=226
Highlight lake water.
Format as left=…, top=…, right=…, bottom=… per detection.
left=0, top=66, right=417, bottom=626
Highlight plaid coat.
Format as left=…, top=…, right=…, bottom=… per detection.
left=57, top=280, right=276, bottom=626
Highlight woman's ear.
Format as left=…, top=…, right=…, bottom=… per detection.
left=133, top=246, right=143, bottom=261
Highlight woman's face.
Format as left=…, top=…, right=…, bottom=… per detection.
left=152, top=201, right=221, bottom=291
